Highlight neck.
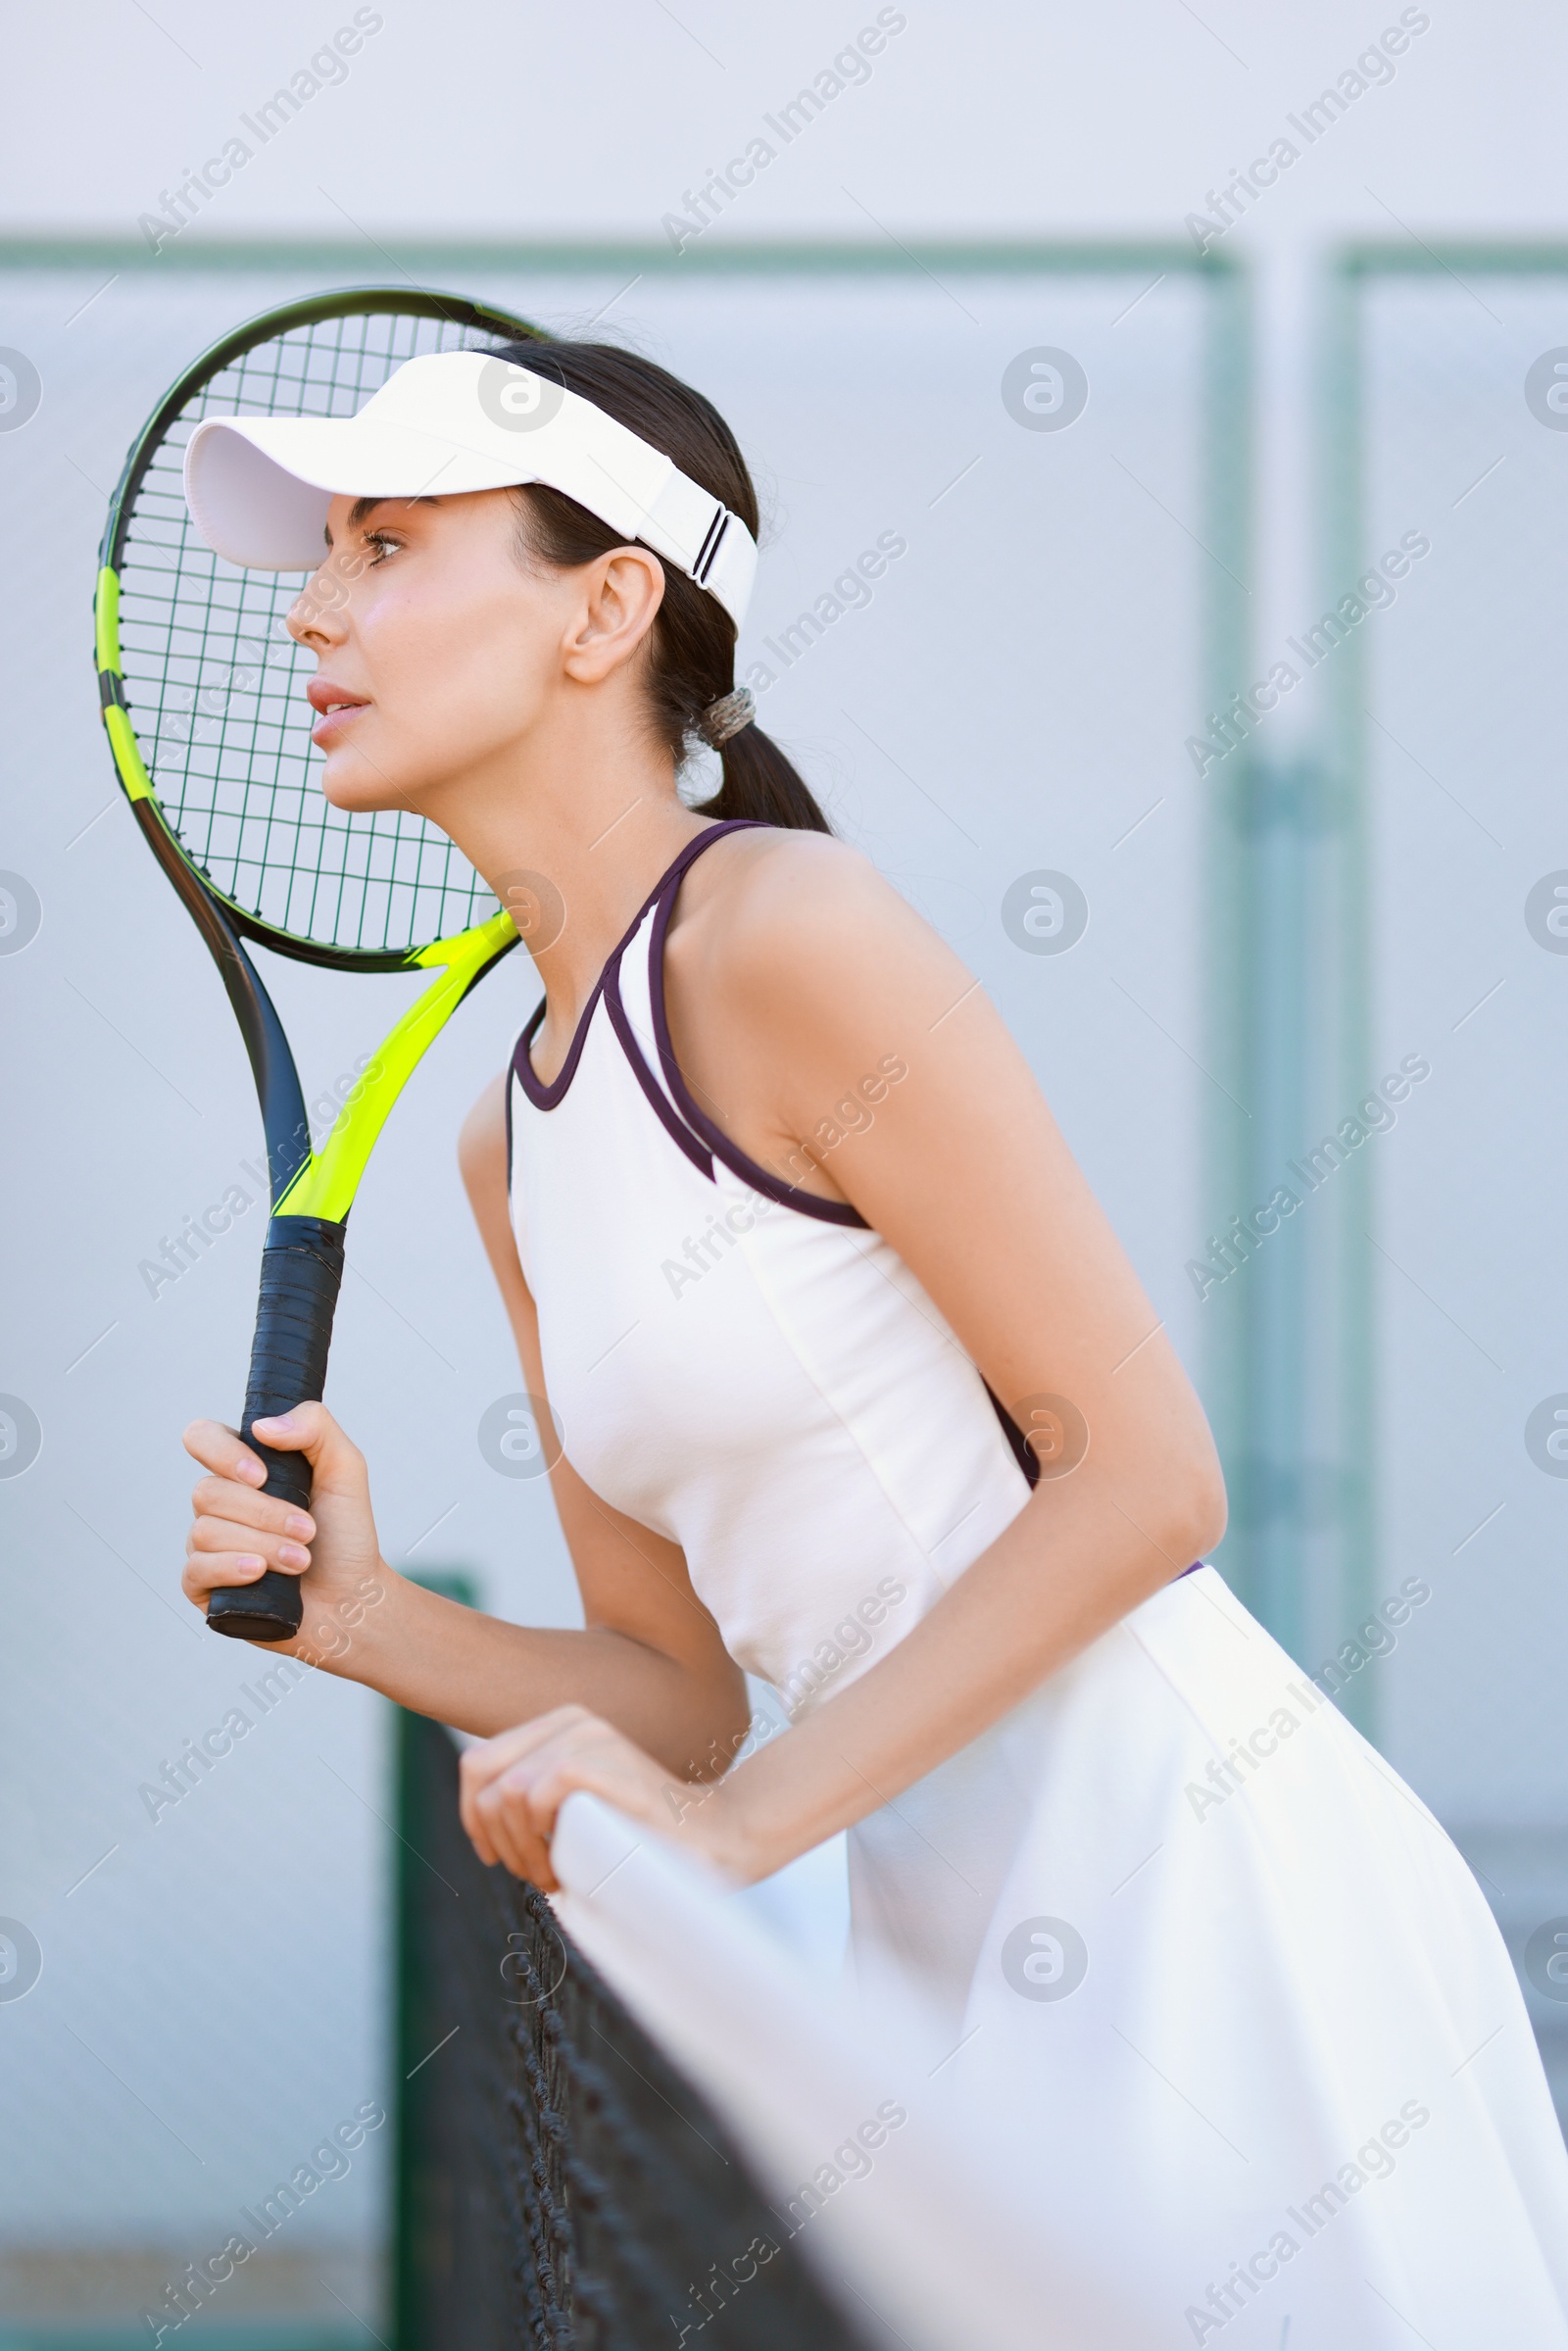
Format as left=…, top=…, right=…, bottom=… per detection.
left=417, top=702, right=715, bottom=1047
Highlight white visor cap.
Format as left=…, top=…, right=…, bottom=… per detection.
left=181, top=348, right=759, bottom=629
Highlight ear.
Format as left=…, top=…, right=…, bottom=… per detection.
left=563, top=546, right=666, bottom=685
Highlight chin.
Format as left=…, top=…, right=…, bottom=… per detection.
left=320, top=759, right=417, bottom=815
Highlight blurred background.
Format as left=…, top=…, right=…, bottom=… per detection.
left=3, top=3, right=1567, bottom=2342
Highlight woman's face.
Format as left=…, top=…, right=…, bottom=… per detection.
left=284, top=489, right=659, bottom=822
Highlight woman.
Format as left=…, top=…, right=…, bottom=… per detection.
left=180, top=338, right=1568, bottom=2340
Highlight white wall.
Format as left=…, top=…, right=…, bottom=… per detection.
left=4, top=3, right=1561, bottom=243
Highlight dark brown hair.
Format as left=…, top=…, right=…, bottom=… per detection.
left=489, top=338, right=831, bottom=834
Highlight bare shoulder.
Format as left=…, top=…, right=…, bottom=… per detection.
left=663, top=823, right=1030, bottom=1214
left=673, top=825, right=971, bottom=1034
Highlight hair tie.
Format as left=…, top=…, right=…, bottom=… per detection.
left=697, top=687, right=756, bottom=750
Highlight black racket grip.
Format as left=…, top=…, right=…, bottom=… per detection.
left=207, top=1214, right=347, bottom=1643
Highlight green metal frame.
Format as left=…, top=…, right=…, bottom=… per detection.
left=1200, top=269, right=1367, bottom=1707
left=2, top=233, right=1233, bottom=276
left=1302, top=241, right=1568, bottom=1742
left=1191, top=264, right=1261, bottom=1643
left=1314, top=250, right=1376, bottom=1729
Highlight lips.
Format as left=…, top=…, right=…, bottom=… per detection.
left=307, top=678, right=369, bottom=749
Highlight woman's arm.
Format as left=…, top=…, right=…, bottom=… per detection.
left=460, top=831, right=1228, bottom=1886
left=179, top=1075, right=747, bottom=1780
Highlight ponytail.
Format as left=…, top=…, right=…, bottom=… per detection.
left=693, top=717, right=832, bottom=833
left=490, top=337, right=832, bottom=836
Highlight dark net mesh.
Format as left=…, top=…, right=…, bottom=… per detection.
left=115, top=305, right=510, bottom=955
left=395, top=1709, right=873, bottom=2351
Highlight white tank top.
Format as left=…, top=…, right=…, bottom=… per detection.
left=506, top=819, right=1037, bottom=1715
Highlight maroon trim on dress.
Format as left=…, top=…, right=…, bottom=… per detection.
left=646, top=837, right=872, bottom=1231
left=504, top=1051, right=516, bottom=1196
left=508, top=820, right=767, bottom=1113
left=511, top=991, right=583, bottom=1112
left=603, top=962, right=715, bottom=1184
left=986, top=1382, right=1040, bottom=1488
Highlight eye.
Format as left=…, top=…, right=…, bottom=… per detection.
left=364, top=530, right=403, bottom=567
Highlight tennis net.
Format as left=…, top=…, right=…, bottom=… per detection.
left=393, top=1706, right=872, bottom=2350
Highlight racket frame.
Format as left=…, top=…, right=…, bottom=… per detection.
left=95, top=287, right=542, bottom=1634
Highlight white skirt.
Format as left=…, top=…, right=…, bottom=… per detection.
left=846, top=1564, right=1568, bottom=2344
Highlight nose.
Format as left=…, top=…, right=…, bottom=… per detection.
left=285, top=558, right=350, bottom=652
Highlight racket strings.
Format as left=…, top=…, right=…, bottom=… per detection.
left=116, top=307, right=506, bottom=957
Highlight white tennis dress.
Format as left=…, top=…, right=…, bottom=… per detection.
left=507, top=820, right=1568, bottom=2346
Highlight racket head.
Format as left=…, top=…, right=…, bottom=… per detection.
left=97, top=287, right=546, bottom=972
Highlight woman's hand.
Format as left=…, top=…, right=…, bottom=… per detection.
left=181, top=1404, right=394, bottom=1665
left=459, top=1704, right=761, bottom=1893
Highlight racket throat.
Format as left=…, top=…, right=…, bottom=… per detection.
left=124, top=805, right=316, bottom=1206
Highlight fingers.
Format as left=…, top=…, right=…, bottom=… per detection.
left=248, top=1402, right=368, bottom=1498
left=471, top=1771, right=559, bottom=1888
left=183, top=1471, right=315, bottom=1611
left=457, top=1709, right=683, bottom=1892
left=182, top=1508, right=312, bottom=1606
left=187, top=1510, right=311, bottom=1573
left=181, top=1420, right=273, bottom=1612
left=181, top=1403, right=366, bottom=1618
left=190, top=1474, right=314, bottom=1544
left=184, top=1404, right=366, bottom=1492
left=181, top=1546, right=269, bottom=1606
left=183, top=1417, right=266, bottom=1488
left=458, top=1708, right=589, bottom=1864
left=460, top=1709, right=589, bottom=1799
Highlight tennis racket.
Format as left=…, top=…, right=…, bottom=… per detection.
left=95, top=287, right=542, bottom=1641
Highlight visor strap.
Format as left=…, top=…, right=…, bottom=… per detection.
left=692, top=507, right=730, bottom=586
left=639, top=468, right=753, bottom=618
